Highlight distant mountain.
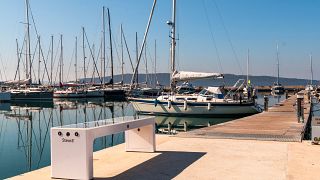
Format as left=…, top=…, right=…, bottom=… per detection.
left=85, top=73, right=317, bottom=87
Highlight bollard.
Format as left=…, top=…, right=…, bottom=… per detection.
left=207, top=122, right=211, bottom=127
left=297, top=93, right=304, bottom=123
left=183, top=122, right=188, bottom=132
left=307, top=91, right=311, bottom=103
left=168, top=122, right=172, bottom=134
left=285, top=90, right=289, bottom=99
left=264, top=95, right=269, bottom=111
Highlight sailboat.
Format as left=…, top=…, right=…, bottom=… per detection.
left=8, top=0, right=53, bottom=101
left=129, top=0, right=261, bottom=117
left=305, top=54, right=315, bottom=91
left=101, top=7, right=125, bottom=99
left=271, top=43, right=285, bottom=95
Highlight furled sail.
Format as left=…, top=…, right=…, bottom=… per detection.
left=172, top=71, right=223, bottom=82
left=4, top=78, right=31, bottom=85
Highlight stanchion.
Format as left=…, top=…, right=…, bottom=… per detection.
left=264, top=95, right=269, bottom=111
left=297, top=93, right=304, bottom=123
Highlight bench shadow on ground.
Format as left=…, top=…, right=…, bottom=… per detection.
left=94, top=151, right=206, bottom=180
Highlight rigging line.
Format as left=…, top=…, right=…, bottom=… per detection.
left=86, top=44, right=94, bottom=82
left=201, top=0, right=224, bottom=74
left=65, top=46, right=75, bottom=82
left=145, top=43, right=155, bottom=85
left=39, top=38, right=51, bottom=83
left=28, top=1, right=40, bottom=39
left=14, top=35, right=26, bottom=81
left=0, top=119, right=8, bottom=156
left=15, top=119, right=28, bottom=162
left=111, top=29, right=122, bottom=71
left=53, top=37, right=62, bottom=84
left=211, top=0, right=244, bottom=75
left=30, top=115, right=41, bottom=154
left=0, top=55, right=5, bottom=80
left=84, top=29, right=102, bottom=83
left=41, top=38, right=53, bottom=82
left=0, top=54, right=10, bottom=81
left=30, top=39, right=40, bottom=83
left=36, top=110, right=52, bottom=168
left=121, top=27, right=134, bottom=72
left=90, top=43, right=102, bottom=82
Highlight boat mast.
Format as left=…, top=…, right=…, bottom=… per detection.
left=276, top=43, right=279, bottom=85
left=154, top=39, right=157, bottom=87
left=59, top=34, right=63, bottom=85
left=102, top=6, right=106, bottom=86
left=25, top=0, right=32, bottom=82
left=51, top=35, right=53, bottom=85
left=247, top=49, right=249, bottom=85
left=169, top=0, right=177, bottom=92
left=121, top=27, right=134, bottom=72
left=310, top=53, right=313, bottom=85
left=129, top=0, right=157, bottom=89
left=121, top=24, right=124, bottom=84
left=16, top=39, right=21, bottom=84
left=82, top=27, right=86, bottom=84
left=75, top=36, right=78, bottom=82
left=145, top=42, right=148, bottom=85
left=136, top=32, right=139, bottom=86
left=38, top=36, right=41, bottom=84
left=107, top=8, right=114, bottom=89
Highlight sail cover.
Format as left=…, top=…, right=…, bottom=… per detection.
left=172, top=71, right=223, bottom=82
left=4, top=78, right=31, bottom=85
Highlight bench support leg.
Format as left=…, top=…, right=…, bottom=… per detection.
left=51, top=129, right=93, bottom=180
left=125, top=124, right=156, bottom=152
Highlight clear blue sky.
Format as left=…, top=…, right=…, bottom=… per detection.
left=0, top=0, right=319, bottom=82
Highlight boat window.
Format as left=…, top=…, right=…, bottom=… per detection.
left=176, top=98, right=185, bottom=101
left=186, top=98, right=197, bottom=100
left=199, top=89, right=207, bottom=95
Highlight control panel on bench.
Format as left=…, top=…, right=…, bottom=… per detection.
left=51, top=116, right=156, bottom=180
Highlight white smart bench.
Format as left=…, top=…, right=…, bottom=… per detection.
left=51, top=116, right=155, bottom=180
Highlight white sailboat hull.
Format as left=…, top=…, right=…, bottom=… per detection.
left=53, top=91, right=85, bottom=98
left=130, top=98, right=261, bottom=117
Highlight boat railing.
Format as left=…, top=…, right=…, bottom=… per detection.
left=224, top=79, right=246, bottom=101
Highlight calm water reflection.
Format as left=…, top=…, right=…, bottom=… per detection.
left=0, top=93, right=287, bottom=179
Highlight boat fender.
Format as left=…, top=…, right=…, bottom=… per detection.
left=208, top=102, right=211, bottom=111
left=154, top=99, right=159, bottom=107
left=168, top=100, right=172, bottom=109
left=184, top=100, right=188, bottom=110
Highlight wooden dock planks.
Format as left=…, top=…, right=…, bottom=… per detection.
left=179, top=93, right=311, bottom=142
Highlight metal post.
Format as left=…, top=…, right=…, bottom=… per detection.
left=183, top=122, right=188, bottom=132
left=264, top=95, right=269, bottom=111
left=297, top=93, right=304, bottom=123
left=168, top=122, right=172, bottom=135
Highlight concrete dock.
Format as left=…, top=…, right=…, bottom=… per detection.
left=11, top=136, right=320, bottom=180
left=11, top=93, right=319, bottom=180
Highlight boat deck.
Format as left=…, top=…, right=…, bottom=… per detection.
left=178, top=92, right=312, bottom=142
